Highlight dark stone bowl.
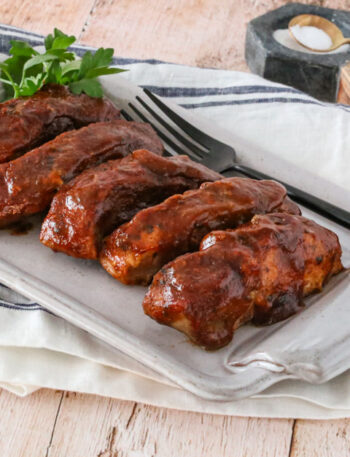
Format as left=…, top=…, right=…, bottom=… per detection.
left=245, top=2, right=350, bottom=102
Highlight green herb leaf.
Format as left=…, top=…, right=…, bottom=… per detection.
left=92, top=48, right=114, bottom=68
left=51, top=35, right=76, bottom=50
left=19, top=74, right=45, bottom=96
left=69, top=78, right=104, bottom=97
left=60, top=60, right=81, bottom=76
left=45, top=60, right=62, bottom=84
left=46, top=49, right=75, bottom=60
left=78, top=48, right=116, bottom=79
left=0, top=27, right=126, bottom=100
left=2, top=57, right=25, bottom=84
left=9, top=40, right=38, bottom=57
left=78, top=51, right=93, bottom=78
left=45, top=28, right=76, bottom=51
left=22, top=53, right=58, bottom=73
left=85, top=67, right=126, bottom=78
left=44, top=33, right=54, bottom=51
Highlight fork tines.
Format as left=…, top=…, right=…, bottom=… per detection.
left=122, top=91, right=216, bottom=162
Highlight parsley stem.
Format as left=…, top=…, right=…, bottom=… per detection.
left=0, top=78, right=13, bottom=86
left=0, top=68, right=18, bottom=98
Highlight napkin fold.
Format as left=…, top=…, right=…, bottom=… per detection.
left=0, top=23, right=349, bottom=418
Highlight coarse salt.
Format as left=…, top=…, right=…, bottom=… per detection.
left=290, top=25, right=333, bottom=50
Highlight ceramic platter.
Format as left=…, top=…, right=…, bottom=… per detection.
left=0, top=76, right=349, bottom=400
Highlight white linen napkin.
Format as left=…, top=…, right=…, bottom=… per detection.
left=0, top=24, right=349, bottom=418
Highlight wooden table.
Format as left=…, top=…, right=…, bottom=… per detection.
left=1, top=1, right=350, bottom=455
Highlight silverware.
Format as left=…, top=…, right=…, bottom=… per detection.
left=289, top=14, right=350, bottom=52
left=121, top=89, right=350, bottom=228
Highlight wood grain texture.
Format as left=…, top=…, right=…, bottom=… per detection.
left=81, top=0, right=250, bottom=71
left=0, top=389, right=63, bottom=457
left=80, top=0, right=350, bottom=71
left=48, top=393, right=136, bottom=457
left=0, top=0, right=96, bottom=37
left=47, top=393, right=294, bottom=457
left=290, top=419, right=350, bottom=457
left=337, top=63, right=350, bottom=105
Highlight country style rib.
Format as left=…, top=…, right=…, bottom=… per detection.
left=100, top=178, right=300, bottom=285
left=0, top=120, right=163, bottom=227
left=0, top=84, right=120, bottom=163
left=143, top=213, right=343, bottom=350
left=40, top=149, right=221, bottom=259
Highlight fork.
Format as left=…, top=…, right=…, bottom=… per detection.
left=122, top=88, right=350, bottom=229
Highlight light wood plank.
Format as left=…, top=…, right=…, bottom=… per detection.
left=109, top=405, right=294, bottom=457
left=0, top=388, right=63, bottom=457
left=48, top=393, right=294, bottom=457
left=81, top=0, right=253, bottom=71
left=290, top=419, right=350, bottom=457
left=337, top=63, right=350, bottom=105
left=80, top=0, right=350, bottom=71
left=48, top=393, right=136, bottom=457
left=0, top=0, right=96, bottom=37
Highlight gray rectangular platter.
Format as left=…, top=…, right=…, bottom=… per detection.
left=0, top=75, right=348, bottom=401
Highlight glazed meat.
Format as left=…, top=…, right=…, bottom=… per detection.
left=0, top=120, right=163, bottom=227
left=143, top=213, right=343, bottom=350
left=274, top=196, right=301, bottom=215
left=0, top=84, right=120, bottom=163
left=40, top=149, right=221, bottom=259
left=100, top=178, right=299, bottom=285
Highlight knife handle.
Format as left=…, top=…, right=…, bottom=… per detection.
left=223, top=164, right=350, bottom=229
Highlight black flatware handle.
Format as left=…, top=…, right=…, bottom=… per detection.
left=223, top=164, right=350, bottom=229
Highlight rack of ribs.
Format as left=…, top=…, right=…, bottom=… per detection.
left=143, top=213, right=343, bottom=350
left=100, top=178, right=300, bottom=285
left=40, top=149, right=221, bottom=259
left=0, top=120, right=163, bottom=227
left=0, top=84, right=120, bottom=163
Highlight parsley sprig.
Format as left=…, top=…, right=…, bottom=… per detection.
left=0, top=28, right=126, bottom=100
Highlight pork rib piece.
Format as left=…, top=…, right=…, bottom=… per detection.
left=0, top=84, right=120, bottom=163
left=100, top=178, right=299, bottom=285
left=40, top=149, right=221, bottom=259
left=0, top=120, right=163, bottom=227
left=143, top=213, right=343, bottom=350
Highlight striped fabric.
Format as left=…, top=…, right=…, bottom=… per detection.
left=1, top=23, right=349, bottom=112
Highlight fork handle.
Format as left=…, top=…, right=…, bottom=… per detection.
left=223, top=164, right=350, bottom=229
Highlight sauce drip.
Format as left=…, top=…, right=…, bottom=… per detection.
left=9, top=220, right=33, bottom=235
